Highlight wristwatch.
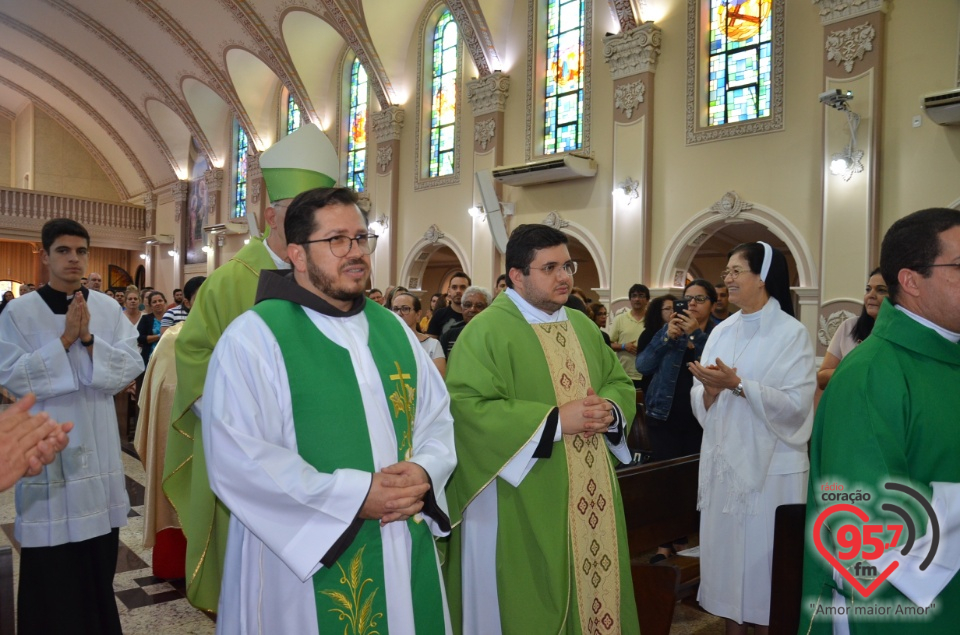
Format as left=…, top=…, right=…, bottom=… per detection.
left=731, top=382, right=744, bottom=398
left=80, top=334, right=95, bottom=347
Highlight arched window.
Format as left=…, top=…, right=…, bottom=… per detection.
left=707, top=0, right=772, bottom=126
left=233, top=124, right=248, bottom=219
left=687, top=0, right=784, bottom=144
left=544, top=0, right=585, bottom=155
left=286, top=93, right=301, bottom=135
left=346, top=58, right=368, bottom=192
left=429, top=10, right=458, bottom=177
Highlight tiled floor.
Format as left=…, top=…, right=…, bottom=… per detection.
left=0, top=443, right=726, bottom=634
left=0, top=444, right=215, bottom=635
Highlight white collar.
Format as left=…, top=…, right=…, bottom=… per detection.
left=895, top=305, right=960, bottom=343
left=504, top=288, right=567, bottom=324
left=264, top=241, right=291, bottom=270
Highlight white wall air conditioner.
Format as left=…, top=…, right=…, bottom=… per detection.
left=922, top=88, right=960, bottom=125
left=492, top=154, right=597, bottom=187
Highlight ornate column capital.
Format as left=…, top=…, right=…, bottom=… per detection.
left=204, top=167, right=224, bottom=192
left=142, top=192, right=157, bottom=231
left=603, top=21, right=662, bottom=79
left=372, top=106, right=405, bottom=143
left=247, top=152, right=263, bottom=204
left=467, top=71, right=510, bottom=116
left=812, top=0, right=887, bottom=26
left=171, top=180, right=188, bottom=223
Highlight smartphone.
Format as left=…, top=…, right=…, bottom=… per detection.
left=672, top=299, right=689, bottom=315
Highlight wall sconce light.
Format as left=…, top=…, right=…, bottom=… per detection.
left=614, top=177, right=640, bottom=204
left=139, top=253, right=147, bottom=260
left=468, top=206, right=483, bottom=219
left=822, top=90, right=863, bottom=181
left=201, top=238, right=213, bottom=254
left=167, top=248, right=178, bottom=258
left=369, top=215, right=389, bottom=234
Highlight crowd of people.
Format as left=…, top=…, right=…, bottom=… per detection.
left=0, top=129, right=956, bottom=635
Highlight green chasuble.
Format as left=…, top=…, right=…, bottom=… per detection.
left=800, top=301, right=960, bottom=634
left=443, top=294, right=640, bottom=635
left=162, top=236, right=278, bottom=612
left=253, top=298, right=445, bottom=635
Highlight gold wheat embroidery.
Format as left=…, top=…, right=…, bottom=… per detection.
left=319, top=546, right=383, bottom=635
left=388, top=362, right=416, bottom=460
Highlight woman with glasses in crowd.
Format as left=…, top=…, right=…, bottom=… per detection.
left=688, top=242, right=814, bottom=635
left=589, top=302, right=612, bottom=347
left=817, top=267, right=887, bottom=390
left=636, top=286, right=713, bottom=561
left=391, top=292, right=446, bottom=377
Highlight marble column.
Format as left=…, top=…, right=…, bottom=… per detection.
left=169, top=180, right=188, bottom=287
left=467, top=71, right=510, bottom=287
left=370, top=106, right=404, bottom=287
left=204, top=168, right=224, bottom=270
left=815, top=0, right=886, bottom=357
left=603, top=21, right=661, bottom=308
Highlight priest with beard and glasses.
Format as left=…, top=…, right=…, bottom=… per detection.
left=201, top=186, right=457, bottom=635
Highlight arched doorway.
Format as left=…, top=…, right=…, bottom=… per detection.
left=399, top=225, right=470, bottom=299
left=657, top=191, right=819, bottom=337
left=688, top=222, right=799, bottom=313
left=567, top=235, right=601, bottom=305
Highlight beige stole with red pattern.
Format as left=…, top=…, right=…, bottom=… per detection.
left=531, top=321, right=622, bottom=634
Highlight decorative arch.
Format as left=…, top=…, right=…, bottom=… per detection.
left=399, top=225, right=471, bottom=291
left=541, top=212, right=610, bottom=291
left=656, top=192, right=817, bottom=289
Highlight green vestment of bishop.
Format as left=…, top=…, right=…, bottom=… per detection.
left=443, top=293, right=640, bottom=634
left=162, top=236, right=279, bottom=612
left=800, top=301, right=960, bottom=634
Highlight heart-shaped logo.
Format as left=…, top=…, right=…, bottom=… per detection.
left=813, top=503, right=900, bottom=598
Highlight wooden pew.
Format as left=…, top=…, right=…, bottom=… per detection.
left=768, top=504, right=806, bottom=635
left=617, top=455, right=701, bottom=635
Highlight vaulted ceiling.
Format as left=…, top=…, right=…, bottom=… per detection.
left=0, top=0, right=644, bottom=200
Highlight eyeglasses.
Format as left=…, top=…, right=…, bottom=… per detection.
left=721, top=267, right=748, bottom=280
left=391, top=305, right=414, bottom=315
left=300, top=234, right=378, bottom=257
left=461, top=301, right=487, bottom=310
left=683, top=295, right=711, bottom=304
left=528, top=260, right=577, bottom=276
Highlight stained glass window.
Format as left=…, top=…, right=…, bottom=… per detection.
left=287, top=93, right=301, bottom=135
left=544, top=0, right=585, bottom=155
left=347, top=58, right=368, bottom=192
left=233, top=125, right=247, bottom=219
left=707, top=0, right=772, bottom=126
left=429, top=11, right=457, bottom=178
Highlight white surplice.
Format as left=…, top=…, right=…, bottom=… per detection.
left=202, top=306, right=456, bottom=635
left=0, top=290, right=143, bottom=547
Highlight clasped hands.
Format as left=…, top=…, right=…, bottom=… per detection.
left=60, top=292, right=92, bottom=350
left=688, top=358, right=741, bottom=397
left=0, top=393, right=73, bottom=491
left=360, top=461, right=431, bottom=527
left=558, top=387, right=614, bottom=439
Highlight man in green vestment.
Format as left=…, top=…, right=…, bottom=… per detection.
left=444, top=224, right=641, bottom=635
left=800, top=207, right=960, bottom=634
left=162, top=123, right=339, bottom=611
